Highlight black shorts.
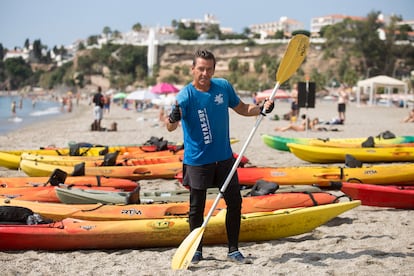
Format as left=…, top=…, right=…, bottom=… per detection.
left=182, top=157, right=239, bottom=190
left=338, top=103, right=346, bottom=112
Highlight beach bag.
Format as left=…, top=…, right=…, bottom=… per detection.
left=0, top=206, right=33, bottom=224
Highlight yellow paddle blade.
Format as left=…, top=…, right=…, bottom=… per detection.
left=171, top=226, right=205, bottom=270
left=276, top=32, right=310, bottom=84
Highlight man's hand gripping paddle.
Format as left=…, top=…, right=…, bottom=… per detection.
left=171, top=30, right=311, bottom=270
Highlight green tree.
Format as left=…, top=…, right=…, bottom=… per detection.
left=112, top=30, right=122, bottom=39
left=228, top=58, right=239, bottom=72
left=242, top=27, right=251, bottom=36
left=254, top=60, right=264, bottom=74
left=175, top=22, right=199, bottom=40
left=32, top=39, right=43, bottom=62
left=24, top=39, right=30, bottom=49
left=272, top=30, right=285, bottom=39
left=205, top=24, right=221, bottom=39
left=4, top=57, right=33, bottom=89
left=132, top=23, right=142, bottom=32
left=0, top=43, right=4, bottom=60
left=323, top=12, right=387, bottom=81
left=309, top=68, right=327, bottom=92
left=240, top=62, right=250, bottom=74
left=103, top=26, right=112, bottom=38
left=87, top=35, right=99, bottom=46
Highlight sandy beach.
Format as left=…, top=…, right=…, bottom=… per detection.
left=0, top=97, right=413, bottom=275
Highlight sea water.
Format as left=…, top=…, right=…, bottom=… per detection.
left=0, top=95, right=62, bottom=135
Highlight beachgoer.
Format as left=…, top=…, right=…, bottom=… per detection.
left=165, top=49, right=274, bottom=265
left=11, top=101, right=16, bottom=116
left=337, top=88, right=348, bottom=123
left=289, top=84, right=300, bottom=122
left=158, top=106, right=165, bottom=125
left=275, top=114, right=311, bottom=132
left=92, top=86, right=105, bottom=130
left=402, top=108, right=414, bottom=123
left=104, top=95, right=111, bottom=114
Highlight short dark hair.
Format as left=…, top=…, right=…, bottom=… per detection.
left=193, top=49, right=216, bottom=68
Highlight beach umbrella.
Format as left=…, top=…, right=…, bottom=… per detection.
left=126, top=89, right=159, bottom=101
left=113, top=92, right=127, bottom=99
left=105, top=89, right=115, bottom=95
left=152, top=94, right=176, bottom=107
left=151, top=82, right=179, bottom=94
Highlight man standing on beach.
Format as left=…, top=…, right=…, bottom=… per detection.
left=92, top=86, right=105, bottom=130
left=165, top=49, right=274, bottom=265
left=337, top=87, right=348, bottom=124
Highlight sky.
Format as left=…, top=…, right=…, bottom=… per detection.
left=1, top=0, right=413, bottom=49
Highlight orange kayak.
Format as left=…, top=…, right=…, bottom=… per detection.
left=0, top=186, right=124, bottom=203
left=19, top=159, right=183, bottom=180
left=176, top=163, right=414, bottom=186
left=0, top=190, right=339, bottom=221
left=0, top=176, right=138, bottom=191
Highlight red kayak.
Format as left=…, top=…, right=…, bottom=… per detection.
left=338, top=182, right=414, bottom=209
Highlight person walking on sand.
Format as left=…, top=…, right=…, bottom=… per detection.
left=165, top=49, right=274, bottom=265
left=92, top=86, right=105, bottom=130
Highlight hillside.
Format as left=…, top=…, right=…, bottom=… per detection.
left=156, top=42, right=337, bottom=85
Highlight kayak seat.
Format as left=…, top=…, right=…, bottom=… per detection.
left=102, top=151, right=120, bottom=166
left=72, top=162, right=85, bottom=176
left=249, top=180, right=279, bottom=196
left=46, top=168, right=68, bottom=186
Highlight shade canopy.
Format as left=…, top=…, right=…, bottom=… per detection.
left=255, top=89, right=290, bottom=102
left=356, top=75, right=408, bottom=106
left=112, top=92, right=128, bottom=99
left=126, top=89, right=159, bottom=101
left=151, top=82, right=179, bottom=94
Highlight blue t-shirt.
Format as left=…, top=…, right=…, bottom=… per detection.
left=176, top=78, right=240, bottom=166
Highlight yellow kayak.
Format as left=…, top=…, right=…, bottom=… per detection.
left=20, top=151, right=183, bottom=167
left=287, top=143, right=414, bottom=163
left=0, top=147, right=110, bottom=170
left=19, top=159, right=182, bottom=180
left=0, top=201, right=360, bottom=250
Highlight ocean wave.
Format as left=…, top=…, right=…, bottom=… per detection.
left=29, top=107, right=61, bottom=116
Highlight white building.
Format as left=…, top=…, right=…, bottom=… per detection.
left=310, top=14, right=366, bottom=36
left=249, top=17, right=304, bottom=38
